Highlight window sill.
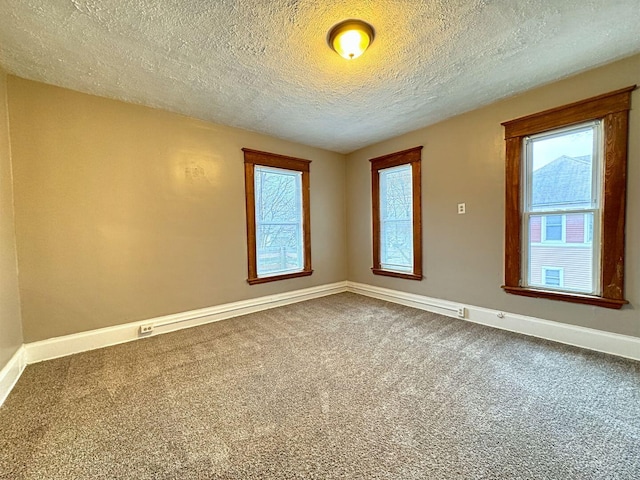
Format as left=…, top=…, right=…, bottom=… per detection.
left=247, top=270, right=313, bottom=285
left=372, top=268, right=422, bottom=281
left=501, top=285, right=628, bottom=309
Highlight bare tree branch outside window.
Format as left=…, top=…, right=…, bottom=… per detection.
left=380, top=165, right=413, bottom=270
left=255, top=167, right=303, bottom=275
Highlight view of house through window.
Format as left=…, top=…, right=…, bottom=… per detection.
left=502, top=86, right=633, bottom=309
left=542, top=267, right=564, bottom=288
left=523, top=122, right=600, bottom=294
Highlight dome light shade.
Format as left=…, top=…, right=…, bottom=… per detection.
left=328, top=20, right=375, bottom=60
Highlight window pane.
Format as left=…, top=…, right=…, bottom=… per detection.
left=544, top=215, right=563, bottom=241
left=544, top=269, right=561, bottom=286
left=528, top=214, right=594, bottom=293
left=524, top=123, right=599, bottom=295
left=380, top=164, right=413, bottom=272
left=255, top=167, right=303, bottom=277
left=530, top=127, right=594, bottom=211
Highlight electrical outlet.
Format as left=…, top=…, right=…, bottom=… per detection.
left=457, top=203, right=466, bottom=214
left=139, top=324, right=154, bottom=335
left=457, top=307, right=466, bottom=318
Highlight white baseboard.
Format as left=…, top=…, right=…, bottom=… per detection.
left=5, top=279, right=637, bottom=407
left=347, top=281, right=462, bottom=317
left=25, top=281, right=348, bottom=364
left=347, top=281, right=640, bottom=362
left=0, top=346, right=26, bottom=408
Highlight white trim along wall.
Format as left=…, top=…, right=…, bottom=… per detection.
left=25, top=282, right=349, bottom=364
left=0, top=346, right=26, bottom=407
left=347, top=282, right=640, bottom=362
left=2, top=281, right=639, bottom=407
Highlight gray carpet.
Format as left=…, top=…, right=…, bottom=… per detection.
left=1, top=292, right=639, bottom=479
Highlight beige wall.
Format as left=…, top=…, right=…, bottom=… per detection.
left=346, top=54, right=640, bottom=338
left=5, top=54, right=639, bottom=345
left=0, top=68, right=23, bottom=366
left=8, top=77, right=346, bottom=342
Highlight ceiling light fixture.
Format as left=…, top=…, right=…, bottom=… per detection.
left=327, top=20, right=375, bottom=60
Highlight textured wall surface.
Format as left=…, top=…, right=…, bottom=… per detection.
left=8, top=78, right=346, bottom=342
left=346, top=54, right=640, bottom=338
left=0, top=67, right=23, bottom=366
left=0, top=1, right=638, bottom=153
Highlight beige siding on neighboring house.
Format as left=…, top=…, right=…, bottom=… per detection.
left=529, top=245, right=593, bottom=291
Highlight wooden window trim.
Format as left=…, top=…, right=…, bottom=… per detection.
left=242, top=148, right=312, bottom=285
left=501, top=86, right=636, bottom=309
left=370, top=146, right=423, bottom=281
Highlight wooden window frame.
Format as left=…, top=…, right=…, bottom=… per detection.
left=501, top=86, right=636, bottom=309
left=370, top=146, right=423, bottom=280
left=243, top=148, right=312, bottom=285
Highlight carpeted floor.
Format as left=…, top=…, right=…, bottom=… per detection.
left=1, top=292, right=639, bottom=479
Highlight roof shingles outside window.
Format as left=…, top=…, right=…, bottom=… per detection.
left=532, top=155, right=591, bottom=207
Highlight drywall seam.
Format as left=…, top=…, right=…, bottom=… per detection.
left=2, top=68, right=24, bottom=343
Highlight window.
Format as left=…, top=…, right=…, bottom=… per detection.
left=243, top=148, right=312, bottom=285
left=524, top=122, right=599, bottom=294
left=542, top=215, right=565, bottom=243
left=370, top=146, right=422, bottom=280
left=542, top=267, right=564, bottom=288
left=502, top=86, right=635, bottom=309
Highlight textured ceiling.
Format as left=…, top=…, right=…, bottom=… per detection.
left=1, top=1, right=639, bottom=154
